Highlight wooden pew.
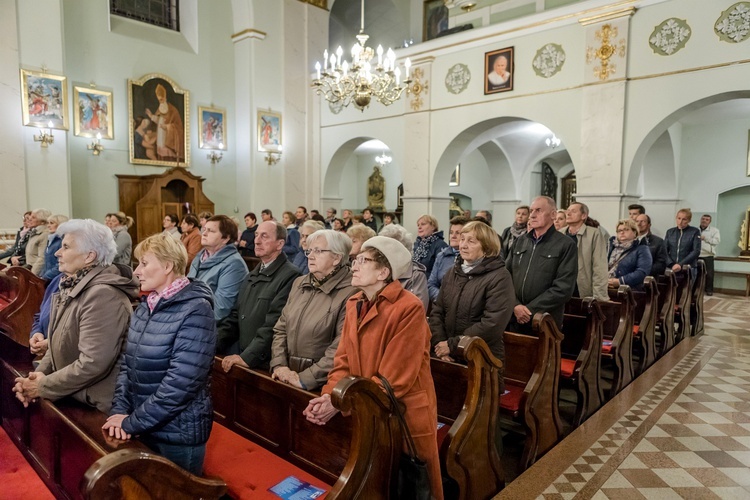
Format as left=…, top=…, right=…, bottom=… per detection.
left=691, top=260, right=706, bottom=337
left=562, top=297, right=604, bottom=427
left=0, top=266, right=45, bottom=343
left=600, top=285, right=635, bottom=399
left=673, top=266, right=692, bottom=343
left=431, top=336, right=505, bottom=499
left=500, top=313, right=564, bottom=472
left=655, top=270, right=677, bottom=357
left=0, top=332, right=227, bottom=500
left=631, top=277, right=658, bottom=374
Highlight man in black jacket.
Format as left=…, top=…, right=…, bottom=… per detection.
left=506, top=196, right=578, bottom=332
left=664, top=208, right=701, bottom=276
left=217, top=221, right=301, bottom=373
left=635, top=214, right=668, bottom=277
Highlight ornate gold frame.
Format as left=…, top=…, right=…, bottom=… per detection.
left=257, top=109, right=282, bottom=153
left=73, top=86, right=114, bottom=139
left=128, top=73, right=190, bottom=167
left=20, top=69, right=69, bottom=130
left=198, top=106, right=226, bottom=150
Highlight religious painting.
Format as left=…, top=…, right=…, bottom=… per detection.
left=423, top=0, right=449, bottom=41
left=449, top=164, right=460, bottom=187
left=257, top=109, right=282, bottom=152
left=199, top=106, right=226, bottom=150
left=20, top=69, right=69, bottom=130
left=73, top=86, right=113, bottom=139
left=484, top=47, right=514, bottom=95
left=128, top=73, right=189, bottom=167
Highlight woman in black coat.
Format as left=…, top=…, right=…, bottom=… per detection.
left=429, top=221, right=515, bottom=367
left=104, top=233, right=216, bottom=475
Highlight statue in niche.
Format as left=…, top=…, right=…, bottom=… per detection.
left=367, top=166, right=386, bottom=211
left=740, top=207, right=750, bottom=257
left=449, top=196, right=464, bottom=218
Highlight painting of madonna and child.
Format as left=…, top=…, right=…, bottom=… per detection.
left=129, top=73, right=189, bottom=166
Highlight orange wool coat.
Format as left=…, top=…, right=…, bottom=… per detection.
left=180, top=228, right=202, bottom=273
left=322, top=281, right=443, bottom=499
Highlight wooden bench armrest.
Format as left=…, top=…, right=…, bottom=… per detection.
left=82, top=449, right=228, bottom=500
left=0, top=267, right=45, bottom=346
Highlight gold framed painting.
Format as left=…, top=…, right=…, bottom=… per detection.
left=128, top=73, right=190, bottom=166
left=257, top=109, right=282, bottom=152
left=73, top=86, right=113, bottom=139
left=20, top=69, right=69, bottom=130
left=484, top=47, right=514, bottom=95
left=199, top=106, right=226, bottom=150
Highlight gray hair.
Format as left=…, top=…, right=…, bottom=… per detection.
left=302, top=220, right=325, bottom=233
left=56, top=219, right=117, bottom=266
left=533, top=196, right=557, bottom=211
left=48, top=214, right=70, bottom=225
left=378, top=224, right=414, bottom=254
left=32, top=208, right=52, bottom=224
left=307, top=229, right=352, bottom=264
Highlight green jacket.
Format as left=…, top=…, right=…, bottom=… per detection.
left=216, top=253, right=300, bottom=368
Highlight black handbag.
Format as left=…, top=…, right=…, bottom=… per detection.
left=379, top=376, right=432, bottom=500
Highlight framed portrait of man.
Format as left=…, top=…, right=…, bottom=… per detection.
left=128, top=73, right=190, bottom=167
left=20, top=69, right=69, bottom=130
left=484, top=47, right=514, bottom=95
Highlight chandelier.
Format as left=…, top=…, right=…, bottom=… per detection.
left=375, top=151, right=392, bottom=167
left=546, top=134, right=561, bottom=148
left=313, top=0, right=412, bottom=112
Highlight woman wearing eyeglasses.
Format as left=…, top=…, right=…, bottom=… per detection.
left=303, top=236, right=443, bottom=499
left=270, top=230, right=356, bottom=390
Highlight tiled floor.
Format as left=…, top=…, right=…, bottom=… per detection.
left=498, top=293, right=750, bottom=499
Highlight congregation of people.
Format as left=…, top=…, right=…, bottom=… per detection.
left=2, top=197, right=720, bottom=498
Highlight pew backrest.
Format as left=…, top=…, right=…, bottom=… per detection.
left=0, top=267, right=45, bottom=345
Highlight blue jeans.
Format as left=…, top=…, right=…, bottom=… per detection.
left=142, top=438, right=206, bottom=476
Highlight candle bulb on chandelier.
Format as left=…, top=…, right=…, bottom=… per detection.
left=377, top=45, right=383, bottom=66
left=394, top=67, right=401, bottom=86
left=323, top=50, right=328, bottom=70
left=404, top=58, right=411, bottom=79
left=329, top=54, right=336, bottom=71
left=336, top=46, right=343, bottom=68
left=315, top=61, right=321, bottom=80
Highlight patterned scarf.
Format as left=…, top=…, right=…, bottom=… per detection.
left=413, top=232, right=441, bottom=263
left=310, top=264, right=344, bottom=288
left=58, top=264, right=97, bottom=300
left=608, top=240, right=634, bottom=278
left=147, top=276, right=190, bottom=311
left=12, top=227, right=35, bottom=257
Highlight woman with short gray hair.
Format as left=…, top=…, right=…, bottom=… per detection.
left=270, top=230, right=356, bottom=390
left=13, top=219, right=139, bottom=413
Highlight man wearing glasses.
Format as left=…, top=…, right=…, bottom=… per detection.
left=217, top=220, right=301, bottom=373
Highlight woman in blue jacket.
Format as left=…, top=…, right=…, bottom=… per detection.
left=104, top=233, right=216, bottom=475
left=607, top=219, right=653, bottom=291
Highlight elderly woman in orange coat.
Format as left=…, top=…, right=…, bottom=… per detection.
left=304, top=236, right=443, bottom=499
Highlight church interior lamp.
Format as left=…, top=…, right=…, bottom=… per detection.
left=312, top=0, right=412, bottom=112
left=87, top=133, right=104, bottom=155
left=264, top=145, right=282, bottom=166
left=207, top=144, right=223, bottom=164
left=34, top=121, right=55, bottom=147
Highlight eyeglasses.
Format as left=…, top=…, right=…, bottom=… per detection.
left=352, top=256, right=375, bottom=266
left=304, top=248, right=333, bottom=257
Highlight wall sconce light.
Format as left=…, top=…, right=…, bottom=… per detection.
left=546, top=134, right=561, bottom=148
left=264, top=145, right=282, bottom=165
left=207, top=143, right=224, bottom=164
left=34, top=121, right=55, bottom=148
left=87, top=133, right=104, bottom=155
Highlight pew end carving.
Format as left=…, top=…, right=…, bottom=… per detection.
left=656, top=271, right=678, bottom=356
left=673, top=266, right=692, bottom=343
left=82, top=449, right=228, bottom=500
left=0, top=266, right=45, bottom=346
left=633, top=277, right=658, bottom=373
left=601, top=285, right=635, bottom=399
left=691, top=260, right=706, bottom=337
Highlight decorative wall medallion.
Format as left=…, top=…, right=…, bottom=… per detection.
left=328, top=100, right=343, bottom=115
left=649, top=18, right=691, bottom=55
left=444, top=63, right=471, bottom=94
left=532, top=43, right=566, bottom=78
left=715, top=2, right=750, bottom=43
left=585, top=23, right=626, bottom=81
left=407, top=67, right=429, bottom=111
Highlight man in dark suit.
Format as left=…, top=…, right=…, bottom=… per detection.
left=636, top=214, right=667, bottom=277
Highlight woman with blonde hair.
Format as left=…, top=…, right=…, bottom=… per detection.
left=107, top=211, right=134, bottom=267
left=429, top=220, right=515, bottom=368
left=346, top=224, right=376, bottom=260
left=413, top=214, right=447, bottom=275
left=105, top=233, right=216, bottom=475
left=607, top=218, right=652, bottom=291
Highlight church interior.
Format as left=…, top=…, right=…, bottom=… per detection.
left=2, top=0, right=750, bottom=498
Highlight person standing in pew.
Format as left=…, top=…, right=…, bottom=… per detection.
left=216, top=221, right=300, bottom=373
left=429, top=221, right=515, bottom=372
left=270, top=230, right=356, bottom=390
left=563, top=202, right=609, bottom=302
left=664, top=208, right=701, bottom=279
left=13, top=219, right=139, bottom=413
left=607, top=219, right=652, bottom=291
left=103, top=233, right=216, bottom=476
left=303, top=236, right=444, bottom=499
left=699, top=214, right=720, bottom=296
left=635, top=214, right=668, bottom=277
left=506, top=196, right=578, bottom=333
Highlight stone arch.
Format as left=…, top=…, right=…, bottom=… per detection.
left=323, top=137, right=375, bottom=199
left=626, top=91, right=750, bottom=195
